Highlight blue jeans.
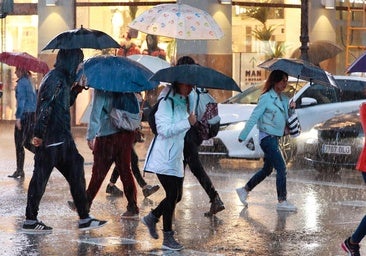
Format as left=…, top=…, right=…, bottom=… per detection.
left=352, top=215, right=366, bottom=243
left=244, top=135, right=287, bottom=201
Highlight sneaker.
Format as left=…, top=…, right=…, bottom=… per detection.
left=67, top=201, right=76, bottom=211
left=141, top=212, right=159, bottom=239
left=22, top=221, right=52, bottom=234
left=79, top=218, right=107, bottom=231
left=209, top=195, right=225, bottom=215
left=276, top=200, right=297, bottom=212
left=342, top=237, right=360, bottom=256
left=236, top=187, right=248, bottom=207
left=106, top=184, right=124, bottom=197
left=142, top=184, right=160, bottom=198
left=121, top=210, right=139, bottom=220
left=162, top=231, right=184, bottom=251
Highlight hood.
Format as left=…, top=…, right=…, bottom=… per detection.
left=54, top=49, right=84, bottom=83
left=314, top=111, right=361, bottom=131
left=218, top=103, right=255, bottom=124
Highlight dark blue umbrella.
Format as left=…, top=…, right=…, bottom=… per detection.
left=76, top=55, right=159, bottom=92
left=149, top=64, right=241, bottom=92
left=346, top=52, right=366, bottom=73
left=258, top=58, right=334, bottom=86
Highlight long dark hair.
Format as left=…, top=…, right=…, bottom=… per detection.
left=262, top=70, right=288, bottom=94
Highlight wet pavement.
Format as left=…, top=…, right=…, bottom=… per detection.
left=1, top=120, right=366, bottom=255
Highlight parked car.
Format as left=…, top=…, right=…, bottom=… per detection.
left=198, top=75, right=366, bottom=165
left=303, top=111, right=364, bottom=172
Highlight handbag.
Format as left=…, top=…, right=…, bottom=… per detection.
left=287, top=108, right=301, bottom=137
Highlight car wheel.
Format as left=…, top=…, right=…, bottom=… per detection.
left=279, top=135, right=297, bottom=164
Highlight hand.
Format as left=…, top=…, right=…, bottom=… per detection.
left=71, top=84, right=87, bottom=93
left=188, top=113, right=197, bottom=126
left=289, top=100, right=296, bottom=109
left=87, top=139, right=94, bottom=150
left=32, top=137, right=43, bottom=147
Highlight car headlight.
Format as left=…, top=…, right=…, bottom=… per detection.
left=220, top=121, right=246, bottom=131
left=304, top=127, right=319, bottom=144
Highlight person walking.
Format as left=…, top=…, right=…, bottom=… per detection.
left=235, top=69, right=297, bottom=212
left=80, top=89, right=140, bottom=219
left=8, top=67, right=36, bottom=178
left=22, top=49, right=107, bottom=233
left=341, top=102, right=366, bottom=256
left=141, top=82, right=196, bottom=251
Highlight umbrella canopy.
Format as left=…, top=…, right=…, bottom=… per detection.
left=127, top=54, right=170, bottom=73
left=290, top=40, right=343, bottom=66
left=42, top=25, right=121, bottom=51
left=346, top=51, right=366, bottom=73
left=258, top=58, right=334, bottom=86
left=76, top=55, right=159, bottom=93
left=0, top=51, right=49, bottom=74
left=128, top=3, right=224, bottom=40
left=150, top=64, right=241, bottom=92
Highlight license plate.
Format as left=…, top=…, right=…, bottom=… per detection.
left=321, top=144, right=351, bottom=155
left=201, top=138, right=214, bottom=146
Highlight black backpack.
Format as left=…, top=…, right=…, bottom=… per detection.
left=148, top=93, right=174, bottom=135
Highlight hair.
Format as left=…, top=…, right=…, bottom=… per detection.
left=16, top=67, right=31, bottom=78
left=176, top=56, right=195, bottom=66
left=262, top=69, right=288, bottom=94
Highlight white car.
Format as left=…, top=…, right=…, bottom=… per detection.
left=199, top=75, right=366, bottom=164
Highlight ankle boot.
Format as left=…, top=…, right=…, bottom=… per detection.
left=8, top=170, right=24, bottom=178
left=141, top=212, right=159, bottom=239
left=162, top=231, right=184, bottom=251
left=209, top=194, right=225, bottom=215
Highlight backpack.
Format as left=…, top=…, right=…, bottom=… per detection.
left=148, top=90, right=174, bottom=135
left=194, top=88, right=221, bottom=140
left=110, top=92, right=141, bottom=131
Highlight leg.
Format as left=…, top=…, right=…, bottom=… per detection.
left=131, top=145, right=147, bottom=188
left=22, top=112, right=36, bottom=154
left=352, top=215, right=366, bottom=243
left=13, top=124, right=25, bottom=174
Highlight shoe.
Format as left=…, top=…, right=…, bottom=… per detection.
left=142, top=184, right=160, bottom=198
left=236, top=187, right=248, bottom=207
left=342, top=237, right=360, bottom=256
left=8, top=170, right=25, bottom=178
left=79, top=218, right=107, bottom=231
left=276, top=200, right=297, bottom=212
left=209, top=195, right=225, bottom=215
left=141, top=212, right=159, bottom=239
left=67, top=201, right=76, bottom=211
left=22, top=221, right=52, bottom=234
left=106, top=184, right=124, bottom=197
left=162, top=231, right=184, bottom=251
left=121, top=210, right=139, bottom=220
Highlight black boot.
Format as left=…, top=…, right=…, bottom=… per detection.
left=141, top=212, right=159, bottom=239
left=209, top=194, right=225, bottom=215
left=8, top=170, right=24, bottom=178
left=162, top=231, right=184, bottom=251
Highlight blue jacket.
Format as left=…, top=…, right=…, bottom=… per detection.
left=15, top=76, right=36, bottom=119
left=238, top=89, right=290, bottom=141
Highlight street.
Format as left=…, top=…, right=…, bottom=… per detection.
left=0, top=121, right=366, bottom=256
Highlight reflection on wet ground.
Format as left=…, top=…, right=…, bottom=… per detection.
left=1, top=121, right=366, bottom=255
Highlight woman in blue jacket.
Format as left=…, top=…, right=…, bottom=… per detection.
left=235, top=69, right=297, bottom=212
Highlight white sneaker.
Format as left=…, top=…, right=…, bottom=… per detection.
left=236, top=187, right=248, bottom=207
left=276, top=201, right=297, bottom=212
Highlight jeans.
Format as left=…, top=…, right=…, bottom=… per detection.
left=183, top=127, right=218, bottom=202
left=14, top=112, right=36, bottom=171
left=352, top=215, right=366, bottom=243
left=151, top=174, right=183, bottom=231
left=245, top=135, right=287, bottom=201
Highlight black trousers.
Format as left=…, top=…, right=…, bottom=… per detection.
left=183, top=127, right=218, bottom=202
left=110, top=145, right=147, bottom=188
left=14, top=112, right=36, bottom=171
left=25, top=138, right=90, bottom=220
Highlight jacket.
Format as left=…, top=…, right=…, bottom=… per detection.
left=15, top=76, right=36, bottom=119
left=144, top=92, right=191, bottom=178
left=239, top=89, right=290, bottom=141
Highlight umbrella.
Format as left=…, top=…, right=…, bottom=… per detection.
left=346, top=51, right=366, bottom=73
left=128, top=3, right=224, bottom=40
left=42, top=25, right=121, bottom=51
left=149, top=64, right=241, bottom=92
left=258, top=58, right=334, bottom=86
left=127, top=54, right=170, bottom=73
left=0, top=52, right=49, bottom=74
left=76, top=55, right=159, bottom=93
left=290, top=40, right=343, bottom=66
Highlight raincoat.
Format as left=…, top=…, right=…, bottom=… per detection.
left=356, top=102, right=366, bottom=171
left=143, top=91, right=191, bottom=178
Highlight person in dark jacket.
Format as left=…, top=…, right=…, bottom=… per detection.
left=22, top=49, right=107, bottom=233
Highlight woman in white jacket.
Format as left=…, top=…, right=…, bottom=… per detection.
left=142, top=82, right=196, bottom=251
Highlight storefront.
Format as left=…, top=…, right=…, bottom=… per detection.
left=0, top=0, right=362, bottom=123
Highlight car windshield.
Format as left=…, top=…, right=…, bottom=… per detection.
left=223, top=78, right=307, bottom=104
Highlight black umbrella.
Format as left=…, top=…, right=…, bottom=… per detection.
left=149, top=64, right=241, bottom=92
left=42, top=25, right=121, bottom=51
left=258, top=58, right=335, bottom=86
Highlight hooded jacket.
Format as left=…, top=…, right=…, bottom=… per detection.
left=33, top=49, right=84, bottom=146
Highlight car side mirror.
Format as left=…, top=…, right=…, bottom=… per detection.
left=301, top=97, right=317, bottom=106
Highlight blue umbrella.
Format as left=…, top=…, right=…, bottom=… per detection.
left=76, top=55, right=159, bottom=92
